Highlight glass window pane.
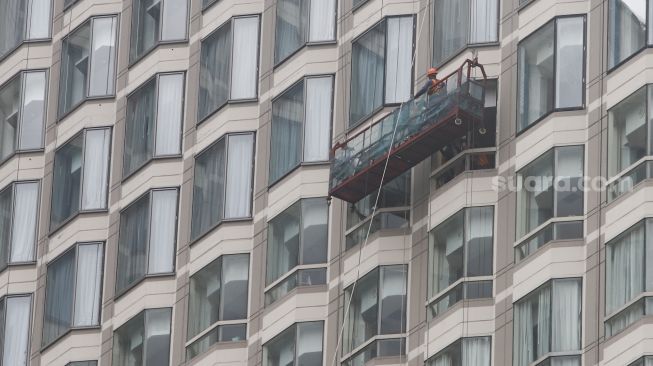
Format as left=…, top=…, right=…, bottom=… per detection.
left=433, top=0, right=469, bottom=65
left=606, top=222, right=645, bottom=313
left=555, top=17, right=584, bottom=109
left=19, top=71, right=46, bottom=150
left=155, top=73, right=184, bottom=156
left=304, top=76, right=332, bottom=162
left=88, top=16, right=117, bottom=97
left=385, top=16, right=413, bottom=104
left=344, top=269, right=378, bottom=353
left=461, top=337, right=491, bottom=366
left=609, top=0, right=646, bottom=69
left=270, top=81, right=303, bottom=183
left=513, top=283, right=552, bottom=366
left=221, top=254, right=249, bottom=320
left=551, top=279, right=581, bottom=352
left=51, top=134, right=83, bottom=228
left=43, top=250, right=75, bottom=345
left=309, top=0, right=335, bottom=42
left=516, top=150, right=554, bottom=238
left=350, top=21, right=385, bottom=125
left=608, top=87, right=647, bottom=176
left=74, top=243, right=103, bottom=327
left=224, top=133, right=254, bottom=218
left=191, top=139, right=225, bottom=239
left=0, top=0, right=26, bottom=57
left=470, top=0, right=497, bottom=44
left=231, top=16, right=259, bottom=100
left=144, top=308, right=171, bottom=366
left=116, top=195, right=150, bottom=292
left=379, top=265, right=407, bottom=334
left=0, top=187, right=12, bottom=269
left=301, top=198, right=328, bottom=264
left=3, top=296, right=31, bottom=366
left=113, top=312, right=145, bottom=366
left=275, top=0, right=308, bottom=64
left=26, top=0, right=51, bottom=39
left=10, top=182, right=38, bottom=263
left=81, top=128, right=111, bottom=210
left=518, top=21, right=554, bottom=130
left=161, top=0, right=187, bottom=40
left=554, top=146, right=584, bottom=217
left=188, top=258, right=221, bottom=338
left=0, top=76, right=19, bottom=161
left=124, top=79, right=156, bottom=175
left=297, top=322, right=324, bottom=366
left=130, top=0, right=160, bottom=61
left=148, top=189, right=177, bottom=274
left=264, top=325, right=295, bottom=366
left=266, top=201, right=301, bottom=284
left=199, top=22, right=231, bottom=120
left=465, top=207, right=493, bottom=277
left=59, top=23, right=90, bottom=116
left=429, top=211, right=464, bottom=296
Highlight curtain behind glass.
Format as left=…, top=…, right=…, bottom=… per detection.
left=26, top=0, right=51, bottom=39
left=148, top=189, right=177, bottom=274
left=275, top=0, right=308, bottom=64
left=191, top=139, right=225, bottom=239
left=82, top=128, right=110, bottom=210
left=304, top=77, right=332, bottom=162
left=514, top=295, right=534, bottom=366
left=188, top=258, right=221, bottom=338
left=608, top=86, right=646, bottom=176
left=0, top=188, right=12, bottom=269
left=385, top=17, right=413, bottom=104
left=10, top=182, right=38, bottom=262
left=89, top=16, right=117, bottom=96
left=74, top=243, right=103, bottom=326
left=270, top=81, right=303, bottom=182
left=609, top=0, right=646, bottom=69
left=350, top=22, right=385, bottom=125
left=155, top=73, right=183, bottom=156
left=0, top=0, right=25, bottom=58
left=19, top=71, right=46, bottom=150
left=221, top=254, right=249, bottom=320
left=297, top=322, right=323, bottom=366
left=59, top=24, right=90, bottom=116
left=266, top=201, right=300, bottom=284
left=4, top=296, right=31, bottom=366
left=0, top=77, right=19, bottom=160
left=116, top=195, right=150, bottom=292
left=301, top=198, right=328, bottom=264
left=430, top=211, right=464, bottom=296
left=462, top=337, right=491, bottom=366
left=433, top=0, right=469, bottom=65
left=606, top=223, right=644, bottom=313
left=309, top=0, right=336, bottom=42
left=199, top=23, right=231, bottom=120
left=113, top=312, right=145, bottom=366
left=130, top=0, right=160, bottom=62
left=51, top=134, right=83, bottom=228
left=379, top=265, right=407, bottom=334
left=465, top=206, right=493, bottom=277
left=225, top=133, right=254, bottom=218
left=537, top=285, right=551, bottom=358
left=551, top=279, right=581, bottom=352
left=469, top=0, right=497, bottom=44
left=124, top=80, right=156, bottom=175
left=162, top=0, right=187, bottom=41
left=555, top=17, right=584, bottom=109
left=516, top=150, right=554, bottom=238
left=144, top=308, right=171, bottom=366
left=231, top=16, right=259, bottom=99
left=43, top=250, right=74, bottom=345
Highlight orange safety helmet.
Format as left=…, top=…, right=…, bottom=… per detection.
left=427, top=67, right=439, bottom=76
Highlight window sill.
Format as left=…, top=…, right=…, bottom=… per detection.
left=128, top=40, right=189, bottom=69
left=0, top=261, right=37, bottom=276
left=0, top=149, right=45, bottom=171
left=122, top=154, right=183, bottom=183
left=0, top=38, right=52, bottom=63
left=49, top=209, right=109, bottom=237
left=516, top=107, right=585, bottom=137
left=190, top=217, right=253, bottom=246
left=58, top=95, right=116, bottom=123
left=40, top=325, right=101, bottom=353
left=273, top=41, right=338, bottom=70
left=514, top=219, right=584, bottom=264
left=435, top=42, right=500, bottom=70
left=268, top=161, right=330, bottom=190
left=341, top=334, right=406, bottom=363
left=530, top=352, right=581, bottom=366
left=607, top=45, right=652, bottom=75
left=114, top=272, right=176, bottom=300
left=197, top=97, right=259, bottom=126
left=187, top=339, right=248, bottom=365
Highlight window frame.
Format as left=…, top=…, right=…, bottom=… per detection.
left=0, top=293, right=33, bottom=366
left=128, top=0, right=190, bottom=66
left=114, top=187, right=180, bottom=298
left=112, top=307, right=172, bottom=366
left=122, top=71, right=186, bottom=180
left=41, top=241, right=105, bottom=350
left=49, top=126, right=113, bottom=234
left=425, top=336, right=492, bottom=366
left=268, top=74, right=335, bottom=186
left=516, top=14, right=587, bottom=134
left=66, top=362, right=98, bottom=366
left=0, top=0, right=53, bottom=62
left=190, top=131, right=256, bottom=243
left=0, top=69, right=48, bottom=165
left=262, top=321, right=325, bottom=366
left=348, top=14, right=417, bottom=129
left=607, top=0, right=653, bottom=72
left=352, top=0, right=370, bottom=12
left=0, top=180, right=41, bottom=272
left=197, top=14, right=261, bottom=125
left=57, top=14, right=120, bottom=120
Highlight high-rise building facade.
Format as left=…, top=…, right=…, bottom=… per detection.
left=0, top=0, right=651, bottom=365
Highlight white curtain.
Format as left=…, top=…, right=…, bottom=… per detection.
left=432, top=354, right=452, bottom=366
left=297, top=322, right=324, bottom=365
left=10, top=182, right=38, bottom=262
left=0, top=0, right=25, bottom=57
left=537, top=285, right=551, bottom=357
left=148, top=189, right=177, bottom=274
left=199, top=23, right=231, bottom=119
left=552, top=279, right=581, bottom=352
left=551, top=356, right=581, bottom=366
left=43, top=250, right=74, bottom=345
left=462, top=337, right=491, bottom=366
left=469, top=0, right=497, bottom=44
left=270, top=82, right=303, bottom=182
left=26, top=0, right=51, bottom=39
left=225, top=133, right=254, bottom=218
left=513, top=298, right=533, bottom=366
left=19, top=71, right=46, bottom=150
left=433, top=0, right=468, bottom=65
left=88, top=16, right=117, bottom=97
left=607, top=223, right=644, bottom=313
left=3, top=296, right=31, bottom=366
left=81, top=128, right=110, bottom=210
left=161, top=0, right=187, bottom=41
left=304, top=77, right=332, bottom=162
left=74, top=243, right=103, bottom=326
left=275, top=0, right=308, bottom=63
left=231, top=16, right=259, bottom=100
left=309, top=0, right=336, bottom=42
left=555, top=17, right=584, bottom=109
left=155, top=73, right=183, bottom=156
left=385, top=17, right=413, bottom=104
left=191, top=140, right=225, bottom=238
left=350, top=22, right=384, bottom=124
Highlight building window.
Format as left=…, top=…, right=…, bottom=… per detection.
left=116, top=188, right=178, bottom=294
left=50, top=127, right=111, bottom=230
left=428, top=206, right=493, bottom=319
left=58, top=16, right=118, bottom=117
left=425, top=337, right=491, bottom=366
left=343, top=265, right=407, bottom=359
left=270, top=75, right=333, bottom=183
left=433, top=0, right=498, bottom=66
left=513, top=278, right=582, bottom=366
left=0, top=181, right=39, bottom=271
left=274, top=0, right=336, bottom=65
left=0, top=70, right=47, bottom=162
left=608, top=85, right=650, bottom=177
left=629, top=356, right=653, bottom=366
left=516, top=146, right=584, bottom=245
left=113, top=308, right=172, bottom=366
left=265, top=198, right=328, bottom=305
left=67, top=362, right=98, bottom=366
left=186, top=254, right=249, bottom=359
left=608, top=0, right=652, bottom=69
left=350, top=16, right=414, bottom=126
left=124, top=72, right=184, bottom=177
left=263, top=322, right=324, bottom=366
left=0, top=0, right=51, bottom=58
left=130, top=0, right=187, bottom=63
left=605, top=219, right=653, bottom=337
left=0, top=294, right=32, bottom=366
left=191, top=132, right=255, bottom=240
left=43, top=242, right=103, bottom=347
left=518, top=16, right=585, bottom=131
left=198, top=15, right=260, bottom=122
left=346, top=173, right=410, bottom=250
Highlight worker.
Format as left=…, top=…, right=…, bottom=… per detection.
left=415, top=67, right=443, bottom=98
